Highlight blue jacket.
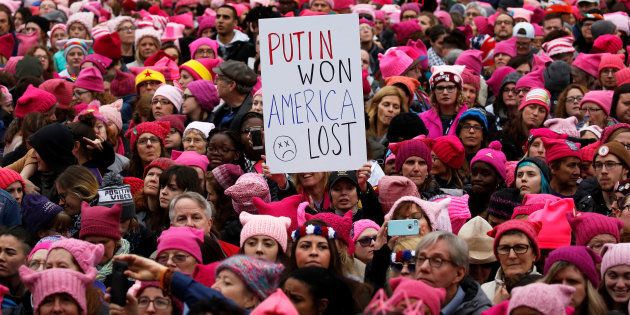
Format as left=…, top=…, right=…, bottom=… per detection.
left=0, top=190, right=20, bottom=227
left=171, top=271, right=247, bottom=314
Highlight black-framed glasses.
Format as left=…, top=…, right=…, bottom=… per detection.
left=117, top=26, right=136, bottom=33
left=416, top=255, right=452, bottom=268
left=356, top=236, right=377, bottom=247
left=461, top=124, right=483, bottom=132
left=434, top=85, right=457, bottom=93
left=593, top=161, right=624, bottom=170
left=516, top=88, right=531, bottom=95
left=137, top=297, right=171, bottom=310
left=137, top=136, right=160, bottom=146
left=566, top=96, right=583, bottom=103
left=390, top=261, right=416, bottom=273
left=496, top=244, right=530, bottom=256
left=503, top=88, right=517, bottom=95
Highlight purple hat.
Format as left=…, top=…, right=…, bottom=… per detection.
left=21, top=194, right=63, bottom=235
left=187, top=80, right=220, bottom=112
left=544, top=246, right=601, bottom=287
left=391, top=138, right=432, bottom=173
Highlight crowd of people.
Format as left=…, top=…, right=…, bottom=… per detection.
left=0, top=0, right=629, bottom=313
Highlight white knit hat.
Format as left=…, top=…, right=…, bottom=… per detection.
left=134, top=27, right=161, bottom=48
left=66, top=11, right=94, bottom=34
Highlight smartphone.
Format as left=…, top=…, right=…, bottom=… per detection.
left=110, top=261, right=130, bottom=306
left=250, top=127, right=264, bottom=151
left=388, top=219, right=420, bottom=236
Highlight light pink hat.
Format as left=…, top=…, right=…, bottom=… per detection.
left=153, top=84, right=183, bottom=112
left=154, top=57, right=180, bottom=81
left=600, top=243, right=630, bottom=277
left=225, top=173, right=271, bottom=214
left=508, top=283, right=574, bottom=315
left=351, top=219, right=380, bottom=245
left=385, top=196, right=451, bottom=232
left=66, top=12, right=94, bottom=33
left=100, top=99, right=123, bottom=131
left=543, top=116, right=579, bottom=138
left=378, top=49, right=414, bottom=79
left=48, top=238, right=104, bottom=275
left=161, top=22, right=185, bottom=43
left=171, top=150, right=210, bottom=172
left=239, top=212, right=291, bottom=251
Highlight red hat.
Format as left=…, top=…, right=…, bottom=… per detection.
left=615, top=67, right=630, bottom=86
left=567, top=212, right=624, bottom=246
left=169, top=12, right=194, bottom=29
left=143, top=157, right=175, bottom=178
left=79, top=202, right=122, bottom=240
left=528, top=198, right=574, bottom=250
left=580, top=141, right=600, bottom=162
left=144, top=50, right=175, bottom=67
left=310, top=211, right=353, bottom=253
left=15, top=85, right=56, bottom=119
left=488, top=219, right=542, bottom=258
left=0, top=33, right=14, bottom=60
left=0, top=168, right=25, bottom=191
left=39, top=79, right=74, bottom=109
left=431, top=135, right=465, bottom=169
left=74, top=67, right=104, bottom=93
left=123, top=177, right=144, bottom=196
left=254, top=195, right=304, bottom=233
left=157, top=114, right=186, bottom=134
left=592, top=35, right=623, bottom=54
left=125, top=121, right=170, bottom=153
left=93, top=32, right=122, bottom=60
left=110, top=70, right=136, bottom=97
left=542, top=138, right=581, bottom=164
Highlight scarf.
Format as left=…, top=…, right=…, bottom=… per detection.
left=97, top=238, right=130, bottom=282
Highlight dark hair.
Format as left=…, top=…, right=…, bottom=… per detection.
left=0, top=226, right=34, bottom=255
left=555, top=83, right=588, bottom=119
left=26, top=45, right=54, bottom=80
left=160, top=42, right=181, bottom=64
left=159, top=165, right=202, bottom=195
left=543, top=12, right=563, bottom=23
left=68, top=119, right=97, bottom=157
left=217, top=5, right=238, bottom=20
left=542, top=29, right=572, bottom=43
left=507, top=54, right=532, bottom=70
left=207, top=128, right=245, bottom=169
left=443, top=29, right=468, bottom=50
left=427, top=24, right=449, bottom=42
left=189, top=297, right=246, bottom=315
left=0, top=4, right=15, bottom=33
left=611, top=84, right=630, bottom=121
left=288, top=219, right=344, bottom=278
left=280, top=267, right=354, bottom=315
left=239, top=111, right=264, bottom=130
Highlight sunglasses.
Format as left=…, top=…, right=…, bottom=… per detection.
left=356, top=236, right=377, bottom=247
left=390, top=261, right=416, bottom=273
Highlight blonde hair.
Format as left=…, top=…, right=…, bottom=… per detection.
left=366, top=86, right=408, bottom=137
left=291, top=172, right=330, bottom=195
left=56, top=165, right=99, bottom=201
left=393, top=235, right=423, bottom=252
left=542, top=261, right=607, bottom=315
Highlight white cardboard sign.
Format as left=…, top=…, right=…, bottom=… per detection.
left=259, top=14, right=367, bottom=173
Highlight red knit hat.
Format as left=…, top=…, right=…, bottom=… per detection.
left=431, top=135, right=465, bottom=169
left=254, top=195, right=304, bottom=233
left=39, top=79, right=74, bottom=109
left=567, top=212, right=624, bottom=246
left=598, top=53, right=625, bottom=73
left=615, top=67, right=630, bottom=86
left=592, top=35, right=623, bottom=54
left=93, top=32, right=122, bottom=60
left=487, top=219, right=542, bottom=258
left=0, top=168, right=25, bottom=191
left=110, top=70, right=136, bottom=97
left=74, top=67, right=104, bottom=93
left=157, top=114, right=186, bottom=134
left=542, top=138, right=581, bottom=164
left=125, top=121, right=170, bottom=153
left=143, top=157, right=175, bottom=178
left=0, top=33, right=14, bottom=60
left=79, top=202, right=122, bottom=240
left=528, top=198, right=573, bottom=250
left=15, top=85, right=56, bottom=119
left=123, top=177, right=144, bottom=196
left=580, top=141, right=600, bottom=162
left=310, top=211, right=353, bottom=253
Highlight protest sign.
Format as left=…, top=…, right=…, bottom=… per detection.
left=259, top=14, right=367, bottom=173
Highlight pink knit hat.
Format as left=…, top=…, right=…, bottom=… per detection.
left=157, top=227, right=204, bottom=263
left=441, top=194, right=471, bottom=234
left=573, top=53, right=603, bottom=78
left=377, top=176, right=421, bottom=212
left=0, top=168, right=25, bottom=191
left=390, top=20, right=422, bottom=44
left=493, top=37, right=517, bottom=58
left=544, top=246, right=602, bottom=287
left=515, top=67, right=545, bottom=90
left=542, top=37, right=575, bottom=57
left=486, top=66, right=515, bottom=96
left=488, top=219, right=542, bottom=257
left=598, top=53, right=625, bottom=73
left=189, top=37, right=218, bottom=59
left=239, top=212, right=291, bottom=251
left=153, top=84, right=183, bottom=113
left=388, top=277, right=446, bottom=315
left=310, top=211, right=353, bottom=249
left=187, top=80, right=220, bottom=112
left=252, top=289, right=299, bottom=314
left=434, top=10, right=452, bottom=29
left=543, top=116, right=579, bottom=138
left=385, top=196, right=451, bottom=232
left=390, top=138, right=432, bottom=173
left=592, top=35, right=623, bottom=54
left=600, top=243, right=630, bottom=277
left=19, top=266, right=95, bottom=315
left=211, top=164, right=244, bottom=190
left=81, top=54, right=112, bottom=75
left=518, top=88, right=551, bottom=113
left=153, top=57, right=181, bottom=81
left=172, top=150, right=209, bottom=172
left=67, top=12, right=94, bottom=34
left=528, top=198, right=573, bottom=250
left=126, top=121, right=170, bottom=153
left=48, top=238, right=104, bottom=274
left=580, top=90, right=614, bottom=115
left=507, top=283, right=574, bottom=315
left=74, top=67, right=104, bottom=93
left=470, top=141, right=507, bottom=179
left=566, top=212, right=624, bottom=246
left=454, top=50, right=483, bottom=76
left=351, top=219, right=380, bottom=245
left=100, top=99, right=123, bottom=131
left=79, top=202, right=122, bottom=240
left=161, top=23, right=185, bottom=43
left=15, top=85, right=56, bottom=119
left=461, top=68, right=480, bottom=91
left=225, top=173, right=271, bottom=214
left=254, top=195, right=304, bottom=233
left=378, top=49, right=414, bottom=79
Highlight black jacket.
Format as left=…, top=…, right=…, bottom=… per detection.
left=211, top=94, right=253, bottom=132
left=574, top=177, right=610, bottom=215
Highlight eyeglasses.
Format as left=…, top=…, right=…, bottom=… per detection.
left=390, top=262, right=416, bottom=273
left=516, top=88, right=531, bottom=95
left=195, top=49, right=214, bottom=57
left=117, top=26, right=136, bottom=33
left=156, top=253, right=191, bottom=265
left=496, top=244, right=530, bottom=256
left=601, top=69, right=617, bottom=76
left=152, top=98, right=173, bottom=106
left=582, top=107, right=602, bottom=113
left=241, top=127, right=264, bottom=134
left=461, top=124, right=483, bottom=132
left=434, top=85, right=457, bottom=93
left=207, top=146, right=237, bottom=155
left=566, top=96, right=583, bottom=103
left=73, top=90, right=89, bottom=98
left=593, top=161, right=624, bottom=170
left=356, top=236, right=377, bottom=247
left=503, top=88, right=517, bottom=95
left=416, top=255, right=452, bottom=268
left=137, top=297, right=171, bottom=310
left=183, top=93, right=195, bottom=100
left=138, top=136, right=160, bottom=146
left=138, top=81, right=161, bottom=89
left=28, top=260, right=45, bottom=270
left=587, top=242, right=606, bottom=252
left=183, top=137, right=206, bottom=145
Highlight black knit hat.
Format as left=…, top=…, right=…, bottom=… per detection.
left=28, top=123, right=76, bottom=173
left=487, top=188, right=521, bottom=220
left=516, top=157, right=551, bottom=184
left=98, top=172, right=135, bottom=221
left=386, top=112, right=428, bottom=143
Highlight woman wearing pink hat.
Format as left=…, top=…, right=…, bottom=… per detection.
left=155, top=227, right=215, bottom=285
left=0, top=168, right=25, bottom=204
left=126, top=121, right=170, bottom=178
left=501, top=88, right=550, bottom=161
left=599, top=243, right=630, bottom=313
left=580, top=90, right=615, bottom=129
left=421, top=65, right=468, bottom=139
left=239, top=212, right=291, bottom=263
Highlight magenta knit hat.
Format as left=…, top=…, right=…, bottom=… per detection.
left=19, top=266, right=95, bottom=315
left=189, top=37, right=218, bottom=59
left=187, top=80, right=220, bottom=112
left=15, top=85, right=56, bottom=119
left=254, top=195, right=304, bottom=233
left=488, top=219, right=542, bottom=258
left=153, top=56, right=181, bottom=81
left=351, top=219, right=380, bottom=245
left=391, top=138, right=432, bottom=173
left=48, top=238, right=104, bottom=274
left=377, top=176, right=421, bottom=212
left=225, top=173, right=271, bottom=214
left=431, top=135, right=465, bottom=169
left=544, top=246, right=602, bottom=287
left=600, top=243, right=630, bottom=277
left=486, top=66, right=516, bottom=96
left=79, top=202, right=122, bottom=240
left=0, top=168, right=24, bottom=191
left=494, top=37, right=517, bottom=58
left=157, top=227, right=204, bottom=263
left=74, top=67, right=105, bottom=93
left=528, top=198, right=573, bottom=250
left=573, top=53, right=603, bottom=78
left=592, top=35, right=623, bottom=54
left=239, top=212, right=291, bottom=251
left=389, top=277, right=446, bottom=315
left=391, top=20, right=423, bottom=44
left=598, top=53, right=625, bottom=73
left=385, top=196, right=452, bottom=232
left=211, top=164, right=244, bottom=190
left=378, top=49, right=414, bottom=79
left=471, top=141, right=507, bottom=179
left=454, top=50, right=483, bottom=76
left=308, top=211, right=354, bottom=253
left=507, top=283, right=574, bottom=315
left=580, top=90, right=614, bottom=116
left=515, top=67, right=545, bottom=90
left=81, top=54, right=112, bottom=75
left=543, top=116, right=579, bottom=138
left=566, top=212, right=624, bottom=246
left=172, top=150, right=210, bottom=172
left=461, top=68, right=480, bottom=91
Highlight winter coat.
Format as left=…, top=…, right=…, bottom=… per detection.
left=419, top=105, right=468, bottom=139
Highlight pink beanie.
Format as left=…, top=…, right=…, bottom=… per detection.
left=515, top=67, right=545, bottom=90
left=351, top=219, right=380, bottom=245
left=79, top=202, right=122, bottom=240
left=99, top=99, right=123, bottom=131
left=544, top=246, right=601, bottom=287
left=493, top=37, right=517, bottom=58
left=454, top=50, right=483, bottom=76
left=541, top=36, right=575, bottom=57
left=388, top=277, right=446, bottom=315
left=434, top=10, right=452, bottom=29
left=543, top=116, right=579, bottom=138
left=442, top=194, right=471, bottom=234
left=15, top=85, right=56, bottom=119
left=391, top=20, right=423, bottom=44
left=384, top=196, right=451, bottom=232
left=566, top=212, right=624, bottom=246
left=74, top=67, right=104, bottom=93
left=528, top=198, right=573, bottom=250
left=225, top=174, right=271, bottom=214
left=189, top=37, right=218, bottom=59
left=19, top=266, right=95, bottom=315
left=600, top=243, right=630, bottom=277
left=488, top=220, right=542, bottom=257
left=254, top=195, right=304, bottom=233
left=171, top=150, right=210, bottom=172
left=378, top=49, right=414, bottom=79
left=309, top=211, right=354, bottom=252
left=239, top=212, right=291, bottom=251
left=507, top=283, right=574, bottom=315
left=391, top=138, right=432, bottom=173
left=157, top=227, right=204, bottom=263
left=377, top=176, right=420, bottom=212
left=48, top=238, right=104, bottom=275
left=211, top=164, right=244, bottom=190
left=153, top=84, right=183, bottom=113
left=580, top=90, right=614, bottom=116
left=598, top=53, right=625, bottom=73
left=592, top=35, right=623, bottom=54
left=486, top=66, right=515, bottom=96
left=573, top=53, right=603, bottom=78
left=470, top=141, right=507, bottom=180
left=461, top=68, right=480, bottom=91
